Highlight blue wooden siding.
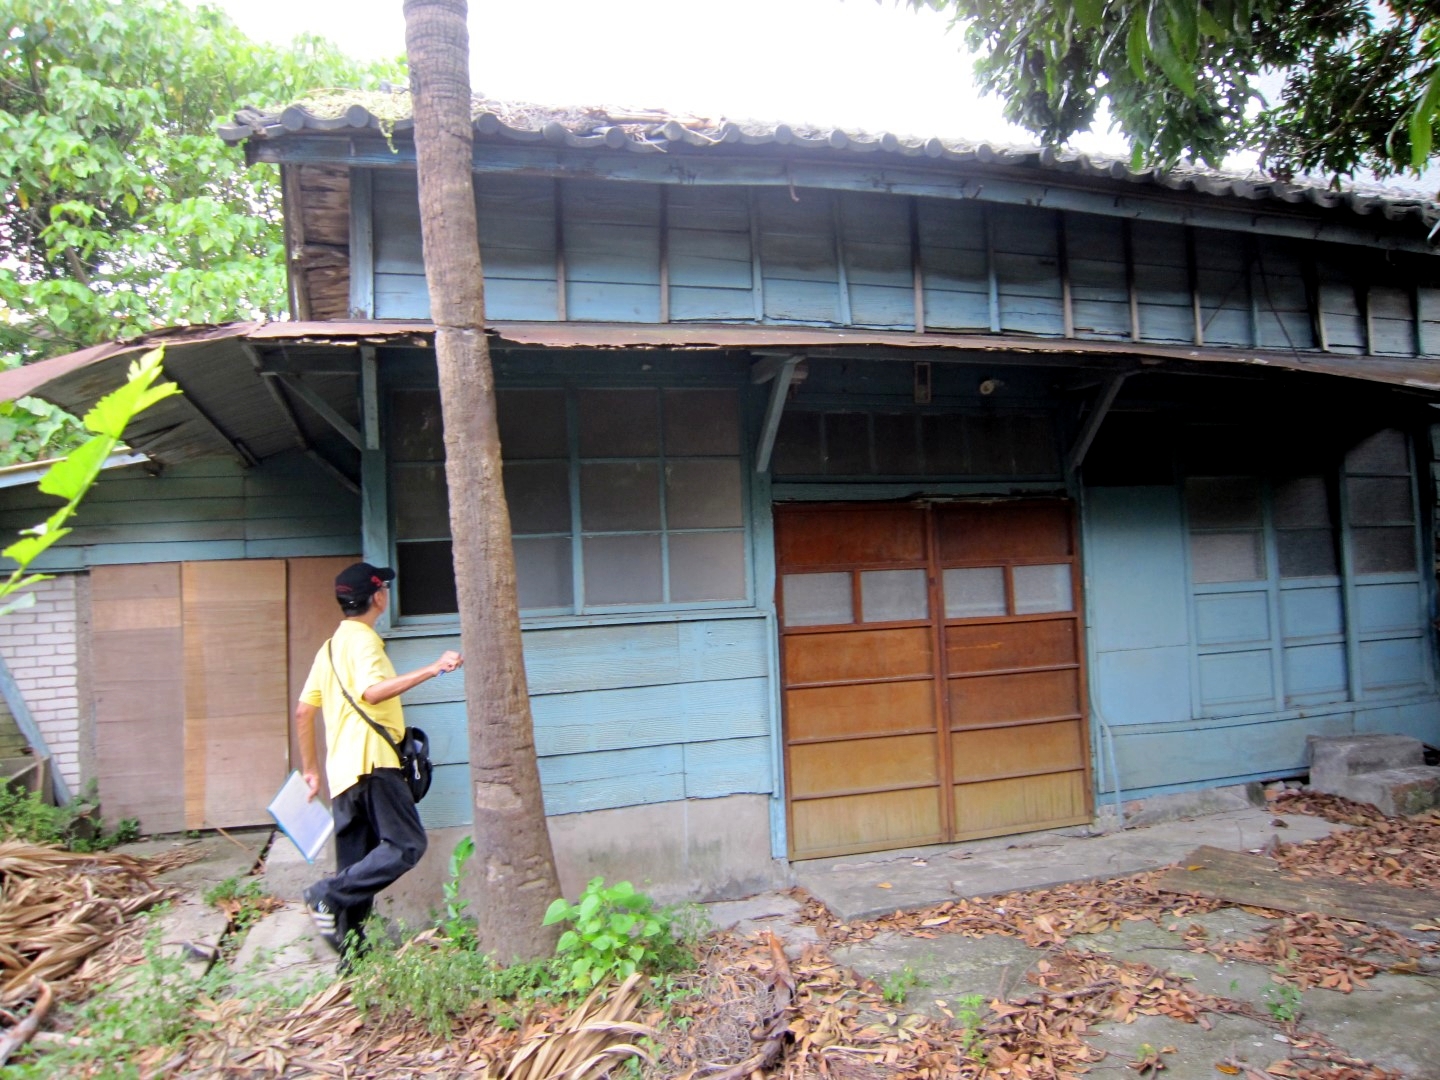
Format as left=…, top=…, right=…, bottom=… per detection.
left=0, top=451, right=361, bottom=571
left=1083, top=483, right=1440, bottom=800
left=386, top=615, right=774, bottom=828
left=362, top=170, right=1440, bottom=358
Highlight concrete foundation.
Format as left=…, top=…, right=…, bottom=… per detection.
left=263, top=793, right=788, bottom=928
left=1308, top=734, right=1440, bottom=815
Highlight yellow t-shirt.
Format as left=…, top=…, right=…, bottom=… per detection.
left=300, top=619, right=406, bottom=797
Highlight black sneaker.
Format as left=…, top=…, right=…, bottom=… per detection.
left=303, top=887, right=341, bottom=951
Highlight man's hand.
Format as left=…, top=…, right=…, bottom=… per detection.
left=303, top=770, right=321, bottom=802
left=431, top=650, right=463, bottom=676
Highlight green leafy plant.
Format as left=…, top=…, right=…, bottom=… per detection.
left=543, top=877, right=687, bottom=992
left=441, top=835, right=476, bottom=946
left=0, top=347, right=178, bottom=619
left=956, top=993, right=989, bottom=1062
left=881, top=963, right=924, bottom=1005
left=350, top=930, right=501, bottom=1037
left=1263, top=979, right=1304, bottom=1024
left=203, top=876, right=277, bottom=936
left=0, top=782, right=138, bottom=852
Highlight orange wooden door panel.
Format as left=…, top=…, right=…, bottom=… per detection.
left=778, top=499, right=1092, bottom=859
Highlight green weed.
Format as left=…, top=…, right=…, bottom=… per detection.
left=202, top=876, right=275, bottom=936
left=543, top=877, right=689, bottom=993
left=1262, top=979, right=1304, bottom=1024
left=955, top=992, right=988, bottom=1062
left=0, top=782, right=138, bottom=852
left=881, top=964, right=924, bottom=1004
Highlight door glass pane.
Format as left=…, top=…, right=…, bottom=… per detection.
left=860, top=569, right=928, bottom=622
left=515, top=536, right=573, bottom=610
left=1346, top=429, right=1408, bottom=475
left=665, top=460, right=742, bottom=528
left=942, top=567, right=1006, bottom=618
left=1013, top=564, right=1073, bottom=614
left=1191, top=531, right=1265, bottom=583
left=503, top=462, right=571, bottom=534
left=1274, top=477, right=1331, bottom=528
left=497, top=388, right=567, bottom=459
left=579, top=389, right=658, bottom=457
left=583, top=534, right=662, bottom=605
left=1186, top=478, right=1263, bottom=528
left=393, top=465, right=450, bottom=540
left=1352, top=527, right=1417, bottom=574
left=1346, top=477, right=1413, bottom=525
left=1277, top=529, right=1339, bottom=577
left=782, top=572, right=853, bottom=627
left=663, top=389, right=739, bottom=456
left=670, top=532, right=746, bottom=602
left=580, top=463, right=661, bottom=531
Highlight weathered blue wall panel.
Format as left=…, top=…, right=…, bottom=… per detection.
left=0, top=452, right=360, bottom=571
left=1195, top=592, right=1270, bottom=645
left=388, top=616, right=773, bottom=824
left=1198, top=650, right=1274, bottom=708
left=1280, top=587, right=1344, bottom=638
left=1356, top=581, right=1427, bottom=633
left=918, top=199, right=988, bottom=331
left=1065, top=214, right=1130, bottom=339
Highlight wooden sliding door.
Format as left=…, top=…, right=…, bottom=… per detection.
left=778, top=501, right=1090, bottom=859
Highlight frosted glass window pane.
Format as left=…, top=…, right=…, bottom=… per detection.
left=664, top=389, right=740, bottom=456
left=580, top=463, right=660, bottom=531
left=782, top=573, right=853, bottom=627
left=1186, top=478, right=1263, bottom=528
left=943, top=567, right=1006, bottom=618
left=860, top=569, right=928, bottom=622
left=1277, top=529, right=1338, bottom=577
left=389, top=390, right=445, bottom=461
left=583, top=534, right=662, bottom=605
left=1352, top=527, right=1417, bottom=574
left=669, top=532, right=747, bottom=602
left=503, top=462, right=571, bottom=534
left=1191, top=531, right=1265, bottom=583
left=1013, top=564, right=1073, bottom=614
left=393, top=465, right=450, bottom=540
left=1346, top=477, right=1413, bottom=525
left=496, top=388, right=567, bottom=459
left=666, top=460, right=742, bottom=529
left=1346, top=429, right=1409, bottom=475
left=515, top=536, right=573, bottom=610
left=396, top=540, right=456, bottom=616
left=1274, top=477, right=1332, bottom=528
left=578, top=389, right=659, bottom=457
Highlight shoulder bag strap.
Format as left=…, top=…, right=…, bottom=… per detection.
left=328, top=639, right=404, bottom=763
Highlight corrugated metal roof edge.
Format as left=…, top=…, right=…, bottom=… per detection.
left=217, top=100, right=1440, bottom=231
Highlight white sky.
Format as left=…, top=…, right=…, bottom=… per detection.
left=210, top=0, right=1132, bottom=156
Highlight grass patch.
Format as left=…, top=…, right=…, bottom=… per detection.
left=0, top=783, right=139, bottom=853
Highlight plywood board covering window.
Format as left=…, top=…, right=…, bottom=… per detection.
left=777, top=501, right=1091, bottom=860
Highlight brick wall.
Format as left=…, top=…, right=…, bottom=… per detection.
left=0, top=574, right=82, bottom=791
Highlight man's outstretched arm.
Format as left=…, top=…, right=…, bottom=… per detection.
left=361, top=650, right=463, bottom=705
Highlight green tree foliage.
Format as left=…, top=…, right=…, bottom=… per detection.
left=904, top=0, right=1440, bottom=179
left=0, top=0, right=401, bottom=462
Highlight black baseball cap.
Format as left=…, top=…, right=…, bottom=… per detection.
left=335, top=562, right=395, bottom=601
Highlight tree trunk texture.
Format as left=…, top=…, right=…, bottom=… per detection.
left=403, top=0, right=562, bottom=961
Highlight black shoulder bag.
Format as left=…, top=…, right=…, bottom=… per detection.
left=328, top=640, right=434, bottom=803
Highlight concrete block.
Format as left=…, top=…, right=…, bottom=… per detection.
left=1344, top=766, right=1440, bottom=817
left=1308, top=734, right=1424, bottom=792
left=231, top=906, right=336, bottom=991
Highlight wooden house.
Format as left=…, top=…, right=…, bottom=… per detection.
left=3, top=97, right=1440, bottom=901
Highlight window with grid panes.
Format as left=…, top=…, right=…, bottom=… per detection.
left=1183, top=428, right=1427, bottom=715
left=387, top=386, right=749, bottom=618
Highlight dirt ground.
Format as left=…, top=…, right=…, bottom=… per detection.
left=5, top=792, right=1440, bottom=1078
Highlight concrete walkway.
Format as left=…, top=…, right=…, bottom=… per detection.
left=793, top=807, right=1341, bottom=921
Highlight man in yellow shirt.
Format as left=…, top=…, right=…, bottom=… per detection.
left=295, top=562, right=462, bottom=961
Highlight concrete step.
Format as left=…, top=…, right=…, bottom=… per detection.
left=1342, top=766, right=1440, bottom=818
left=1308, top=734, right=1425, bottom=791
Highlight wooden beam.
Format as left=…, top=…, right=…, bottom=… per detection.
left=258, top=350, right=361, bottom=375
left=833, top=194, right=852, bottom=326
left=269, top=373, right=365, bottom=451
left=985, top=207, right=1000, bottom=333
left=1058, top=212, right=1074, bottom=339
left=658, top=185, right=670, bottom=324
left=164, top=370, right=256, bottom=467
left=243, top=343, right=309, bottom=453
left=348, top=168, right=374, bottom=319
left=0, top=650, right=71, bottom=804
left=1123, top=220, right=1140, bottom=342
left=1066, top=371, right=1128, bottom=474
left=281, top=165, right=312, bottom=322
left=910, top=196, right=925, bottom=334
left=1185, top=226, right=1203, bottom=346
left=749, top=187, right=765, bottom=321
left=554, top=178, right=567, bottom=322
left=361, top=346, right=380, bottom=450
left=755, top=356, right=802, bottom=473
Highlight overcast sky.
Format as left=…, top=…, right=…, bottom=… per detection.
left=208, top=0, right=1132, bottom=155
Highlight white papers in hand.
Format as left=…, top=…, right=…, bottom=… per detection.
left=268, top=771, right=334, bottom=864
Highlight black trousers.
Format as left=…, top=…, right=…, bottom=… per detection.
left=314, top=768, right=427, bottom=946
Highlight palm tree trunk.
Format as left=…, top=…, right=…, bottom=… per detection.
left=403, top=0, right=561, bottom=961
